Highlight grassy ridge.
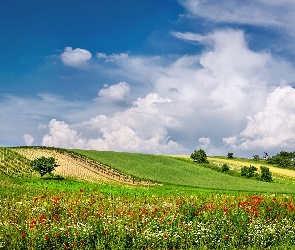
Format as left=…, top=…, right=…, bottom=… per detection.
left=72, top=150, right=295, bottom=193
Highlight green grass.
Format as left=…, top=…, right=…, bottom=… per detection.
left=72, top=150, right=295, bottom=193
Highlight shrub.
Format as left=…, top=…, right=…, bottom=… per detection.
left=190, top=149, right=209, bottom=163
left=221, top=163, right=230, bottom=172
left=30, top=156, right=59, bottom=177
left=241, top=165, right=258, bottom=178
left=260, top=166, right=272, bottom=182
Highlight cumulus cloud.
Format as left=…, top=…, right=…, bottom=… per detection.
left=41, top=93, right=186, bottom=154
left=23, top=134, right=34, bottom=146
left=223, top=86, right=295, bottom=151
left=17, top=29, right=295, bottom=156
left=96, top=82, right=130, bottom=104
left=61, top=47, right=92, bottom=68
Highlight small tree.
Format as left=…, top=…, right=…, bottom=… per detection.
left=30, top=156, right=59, bottom=177
left=190, top=149, right=209, bottom=163
left=241, top=165, right=258, bottom=178
left=227, top=153, right=233, bottom=158
left=253, top=154, right=260, bottom=162
left=260, top=166, right=272, bottom=182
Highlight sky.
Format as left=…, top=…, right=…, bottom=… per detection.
left=1, top=0, right=295, bottom=157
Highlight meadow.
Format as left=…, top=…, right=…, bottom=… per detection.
left=1, top=147, right=295, bottom=249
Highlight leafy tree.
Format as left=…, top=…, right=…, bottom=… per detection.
left=241, top=165, right=258, bottom=178
left=30, top=156, right=59, bottom=177
left=227, top=153, right=233, bottom=158
left=253, top=154, right=260, bottom=162
left=190, top=149, right=209, bottom=163
left=266, top=151, right=295, bottom=168
left=260, top=166, right=272, bottom=182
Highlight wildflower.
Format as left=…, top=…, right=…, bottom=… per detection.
left=34, top=197, right=38, bottom=202
left=224, top=234, right=229, bottom=239
left=44, top=235, right=49, bottom=240
left=74, top=233, right=78, bottom=237
left=164, top=234, right=169, bottom=239
left=55, top=233, right=60, bottom=237
left=64, top=231, right=69, bottom=235
left=80, top=189, right=83, bottom=192
left=40, top=195, right=46, bottom=199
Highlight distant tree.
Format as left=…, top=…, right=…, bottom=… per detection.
left=190, top=149, right=209, bottom=163
left=266, top=151, right=295, bottom=168
left=227, top=153, right=233, bottom=158
left=253, top=154, right=260, bottom=162
left=30, top=156, right=59, bottom=177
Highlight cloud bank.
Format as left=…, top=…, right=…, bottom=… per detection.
left=15, top=28, right=295, bottom=156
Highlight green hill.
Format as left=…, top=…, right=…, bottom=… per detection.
left=72, top=149, right=295, bottom=193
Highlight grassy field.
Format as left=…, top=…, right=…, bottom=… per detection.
left=71, top=149, right=295, bottom=193
left=2, top=147, right=295, bottom=249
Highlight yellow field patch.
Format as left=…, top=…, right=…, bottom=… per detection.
left=12, top=148, right=116, bottom=184
left=208, top=157, right=295, bottom=178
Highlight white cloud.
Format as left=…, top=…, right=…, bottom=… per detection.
left=96, top=81, right=130, bottom=104
left=223, top=86, right=295, bottom=151
left=178, top=0, right=295, bottom=32
left=23, top=134, right=34, bottom=146
left=171, top=31, right=205, bottom=42
left=97, top=52, right=129, bottom=61
left=42, top=119, right=86, bottom=148
left=61, top=47, right=92, bottom=68
left=41, top=93, right=186, bottom=154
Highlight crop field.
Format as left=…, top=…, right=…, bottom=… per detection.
left=2, top=147, right=295, bottom=249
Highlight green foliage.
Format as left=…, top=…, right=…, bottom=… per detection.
left=266, top=151, right=295, bottom=168
left=253, top=154, right=260, bottom=161
left=190, top=149, right=209, bottom=163
left=221, top=163, right=230, bottom=172
left=241, top=165, right=258, bottom=179
left=260, top=166, right=272, bottom=182
left=227, top=153, right=233, bottom=158
left=30, top=156, right=59, bottom=177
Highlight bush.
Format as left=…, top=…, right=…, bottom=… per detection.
left=241, top=165, right=258, bottom=178
left=221, top=163, right=230, bottom=172
left=260, top=166, right=272, bottom=182
left=227, top=153, right=233, bottom=158
left=30, top=156, right=59, bottom=177
left=190, top=149, right=209, bottom=163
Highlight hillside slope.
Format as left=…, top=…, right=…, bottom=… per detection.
left=73, top=149, right=295, bottom=193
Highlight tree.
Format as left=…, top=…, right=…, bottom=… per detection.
left=260, top=166, right=272, bottom=182
left=253, top=154, right=260, bottom=162
left=241, top=165, right=258, bottom=178
left=190, top=149, right=209, bottom=163
left=30, top=156, right=59, bottom=177
left=227, top=153, right=233, bottom=158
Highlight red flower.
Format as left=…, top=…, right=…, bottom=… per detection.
left=176, top=201, right=181, bottom=206
left=55, top=217, right=60, bottom=221
left=40, top=195, right=46, bottom=199
left=163, top=234, right=169, bottom=239
left=30, top=220, right=36, bottom=225
left=80, top=189, right=83, bottom=192
left=64, top=231, right=69, bottom=235
left=224, top=234, right=229, bottom=239
left=44, top=235, right=49, bottom=240
left=34, top=197, right=38, bottom=202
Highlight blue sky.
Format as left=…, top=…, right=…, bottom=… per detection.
left=1, top=0, right=295, bottom=157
